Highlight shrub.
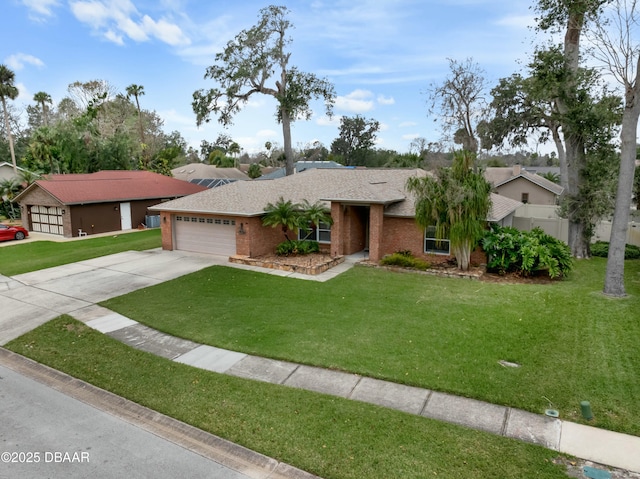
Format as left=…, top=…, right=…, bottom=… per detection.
left=482, top=225, right=573, bottom=278
left=380, top=252, right=430, bottom=271
left=276, top=240, right=320, bottom=256
left=591, top=241, right=640, bottom=260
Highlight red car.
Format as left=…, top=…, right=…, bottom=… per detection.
left=0, top=224, right=29, bottom=242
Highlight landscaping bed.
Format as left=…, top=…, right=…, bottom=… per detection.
left=229, top=253, right=344, bottom=275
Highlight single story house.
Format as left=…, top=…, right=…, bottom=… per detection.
left=151, top=168, right=522, bottom=263
left=171, top=163, right=249, bottom=188
left=485, top=165, right=564, bottom=205
left=257, top=160, right=346, bottom=180
left=15, top=170, right=207, bottom=237
left=0, top=162, right=30, bottom=183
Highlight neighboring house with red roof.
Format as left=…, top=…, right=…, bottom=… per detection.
left=14, top=170, right=207, bottom=237
left=151, top=168, right=522, bottom=262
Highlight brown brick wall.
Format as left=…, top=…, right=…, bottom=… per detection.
left=159, top=211, right=173, bottom=250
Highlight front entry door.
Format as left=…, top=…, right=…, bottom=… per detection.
left=120, top=202, right=132, bottom=230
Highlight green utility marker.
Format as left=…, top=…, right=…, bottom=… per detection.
left=581, top=400, right=594, bottom=420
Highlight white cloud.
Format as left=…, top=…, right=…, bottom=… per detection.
left=69, top=0, right=190, bottom=46
left=377, top=94, right=395, bottom=105
left=335, top=89, right=375, bottom=113
left=16, top=82, right=32, bottom=102
left=5, top=53, right=45, bottom=71
left=494, top=14, right=535, bottom=29
left=21, top=0, right=59, bottom=20
left=402, top=133, right=420, bottom=140
left=399, top=121, right=417, bottom=128
left=257, top=129, right=277, bottom=138
left=316, top=115, right=341, bottom=127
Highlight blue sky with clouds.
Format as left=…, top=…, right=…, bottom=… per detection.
left=3, top=0, right=537, bottom=155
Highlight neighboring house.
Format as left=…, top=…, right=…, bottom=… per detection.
left=171, top=163, right=249, bottom=188
left=485, top=165, right=564, bottom=205
left=151, top=168, right=522, bottom=262
left=257, top=160, right=346, bottom=180
left=14, top=170, right=207, bottom=237
left=0, top=162, right=29, bottom=182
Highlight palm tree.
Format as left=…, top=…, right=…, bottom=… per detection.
left=300, top=199, right=333, bottom=230
left=407, top=150, right=492, bottom=271
left=262, top=197, right=303, bottom=241
left=29, top=127, right=58, bottom=173
left=0, top=177, right=22, bottom=219
left=33, top=91, right=53, bottom=126
left=0, top=64, right=19, bottom=173
left=126, top=84, right=146, bottom=166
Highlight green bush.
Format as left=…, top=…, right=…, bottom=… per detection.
left=276, top=240, right=320, bottom=256
left=482, top=225, right=573, bottom=278
left=591, top=241, right=640, bottom=260
left=380, top=252, right=430, bottom=270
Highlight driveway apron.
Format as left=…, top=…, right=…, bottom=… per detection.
left=0, top=250, right=223, bottom=346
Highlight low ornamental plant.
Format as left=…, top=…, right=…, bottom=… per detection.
left=482, top=225, right=573, bottom=278
left=591, top=240, right=640, bottom=260
left=276, top=240, right=320, bottom=256
left=380, top=251, right=430, bottom=270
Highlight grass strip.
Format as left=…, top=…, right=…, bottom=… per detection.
left=6, top=316, right=570, bottom=479
left=0, top=229, right=161, bottom=276
left=101, top=258, right=640, bottom=436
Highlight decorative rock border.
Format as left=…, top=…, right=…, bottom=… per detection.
left=358, top=262, right=484, bottom=280
left=229, top=255, right=345, bottom=276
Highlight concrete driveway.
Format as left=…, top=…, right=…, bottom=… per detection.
left=0, top=249, right=225, bottom=345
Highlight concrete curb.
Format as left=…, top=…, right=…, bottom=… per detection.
left=0, top=347, right=321, bottom=479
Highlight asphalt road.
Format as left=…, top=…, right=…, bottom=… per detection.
left=0, top=364, right=252, bottom=479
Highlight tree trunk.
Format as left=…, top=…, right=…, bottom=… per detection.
left=1, top=97, right=17, bottom=174
left=603, top=84, right=640, bottom=296
left=454, top=241, right=471, bottom=271
left=564, top=135, right=590, bottom=258
left=551, top=124, right=568, bottom=191
left=557, top=7, right=590, bottom=258
left=281, top=108, right=294, bottom=176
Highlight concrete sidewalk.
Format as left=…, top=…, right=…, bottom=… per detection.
left=1, top=248, right=639, bottom=476
left=74, top=304, right=640, bottom=475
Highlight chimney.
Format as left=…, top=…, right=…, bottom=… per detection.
left=513, top=164, right=522, bottom=176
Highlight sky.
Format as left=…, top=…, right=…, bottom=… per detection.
left=2, top=0, right=539, bottom=157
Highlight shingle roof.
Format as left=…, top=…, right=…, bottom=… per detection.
left=151, top=168, right=427, bottom=217
left=487, top=193, right=523, bottom=222
left=257, top=161, right=346, bottom=180
left=17, top=170, right=207, bottom=205
left=150, top=168, right=522, bottom=223
left=171, top=163, right=249, bottom=181
left=485, top=167, right=564, bottom=196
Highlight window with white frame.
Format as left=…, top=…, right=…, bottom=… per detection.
left=424, top=226, right=450, bottom=255
left=299, top=221, right=331, bottom=243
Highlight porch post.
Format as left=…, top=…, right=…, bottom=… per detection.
left=330, top=202, right=344, bottom=257
left=369, top=203, right=384, bottom=262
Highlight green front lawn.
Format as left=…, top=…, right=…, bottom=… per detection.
left=0, top=229, right=161, bottom=276
left=6, top=317, right=570, bottom=479
left=101, top=258, right=640, bottom=436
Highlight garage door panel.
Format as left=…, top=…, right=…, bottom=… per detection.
left=30, top=205, right=63, bottom=236
left=174, top=215, right=236, bottom=256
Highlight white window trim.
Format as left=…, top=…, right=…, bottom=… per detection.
left=299, top=222, right=331, bottom=244
left=424, top=226, right=450, bottom=255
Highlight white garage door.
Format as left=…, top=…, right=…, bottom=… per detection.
left=174, top=215, right=236, bottom=256
left=30, top=205, right=64, bottom=235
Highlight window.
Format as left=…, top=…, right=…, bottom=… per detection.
left=199, top=218, right=205, bottom=223
left=299, top=222, right=331, bottom=243
left=191, top=217, right=198, bottom=222
left=206, top=218, right=213, bottom=224
left=521, top=192, right=529, bottom=204
left=424, top=226, right=450, bottom=255
left=176, top=216, right=183, bottom=221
